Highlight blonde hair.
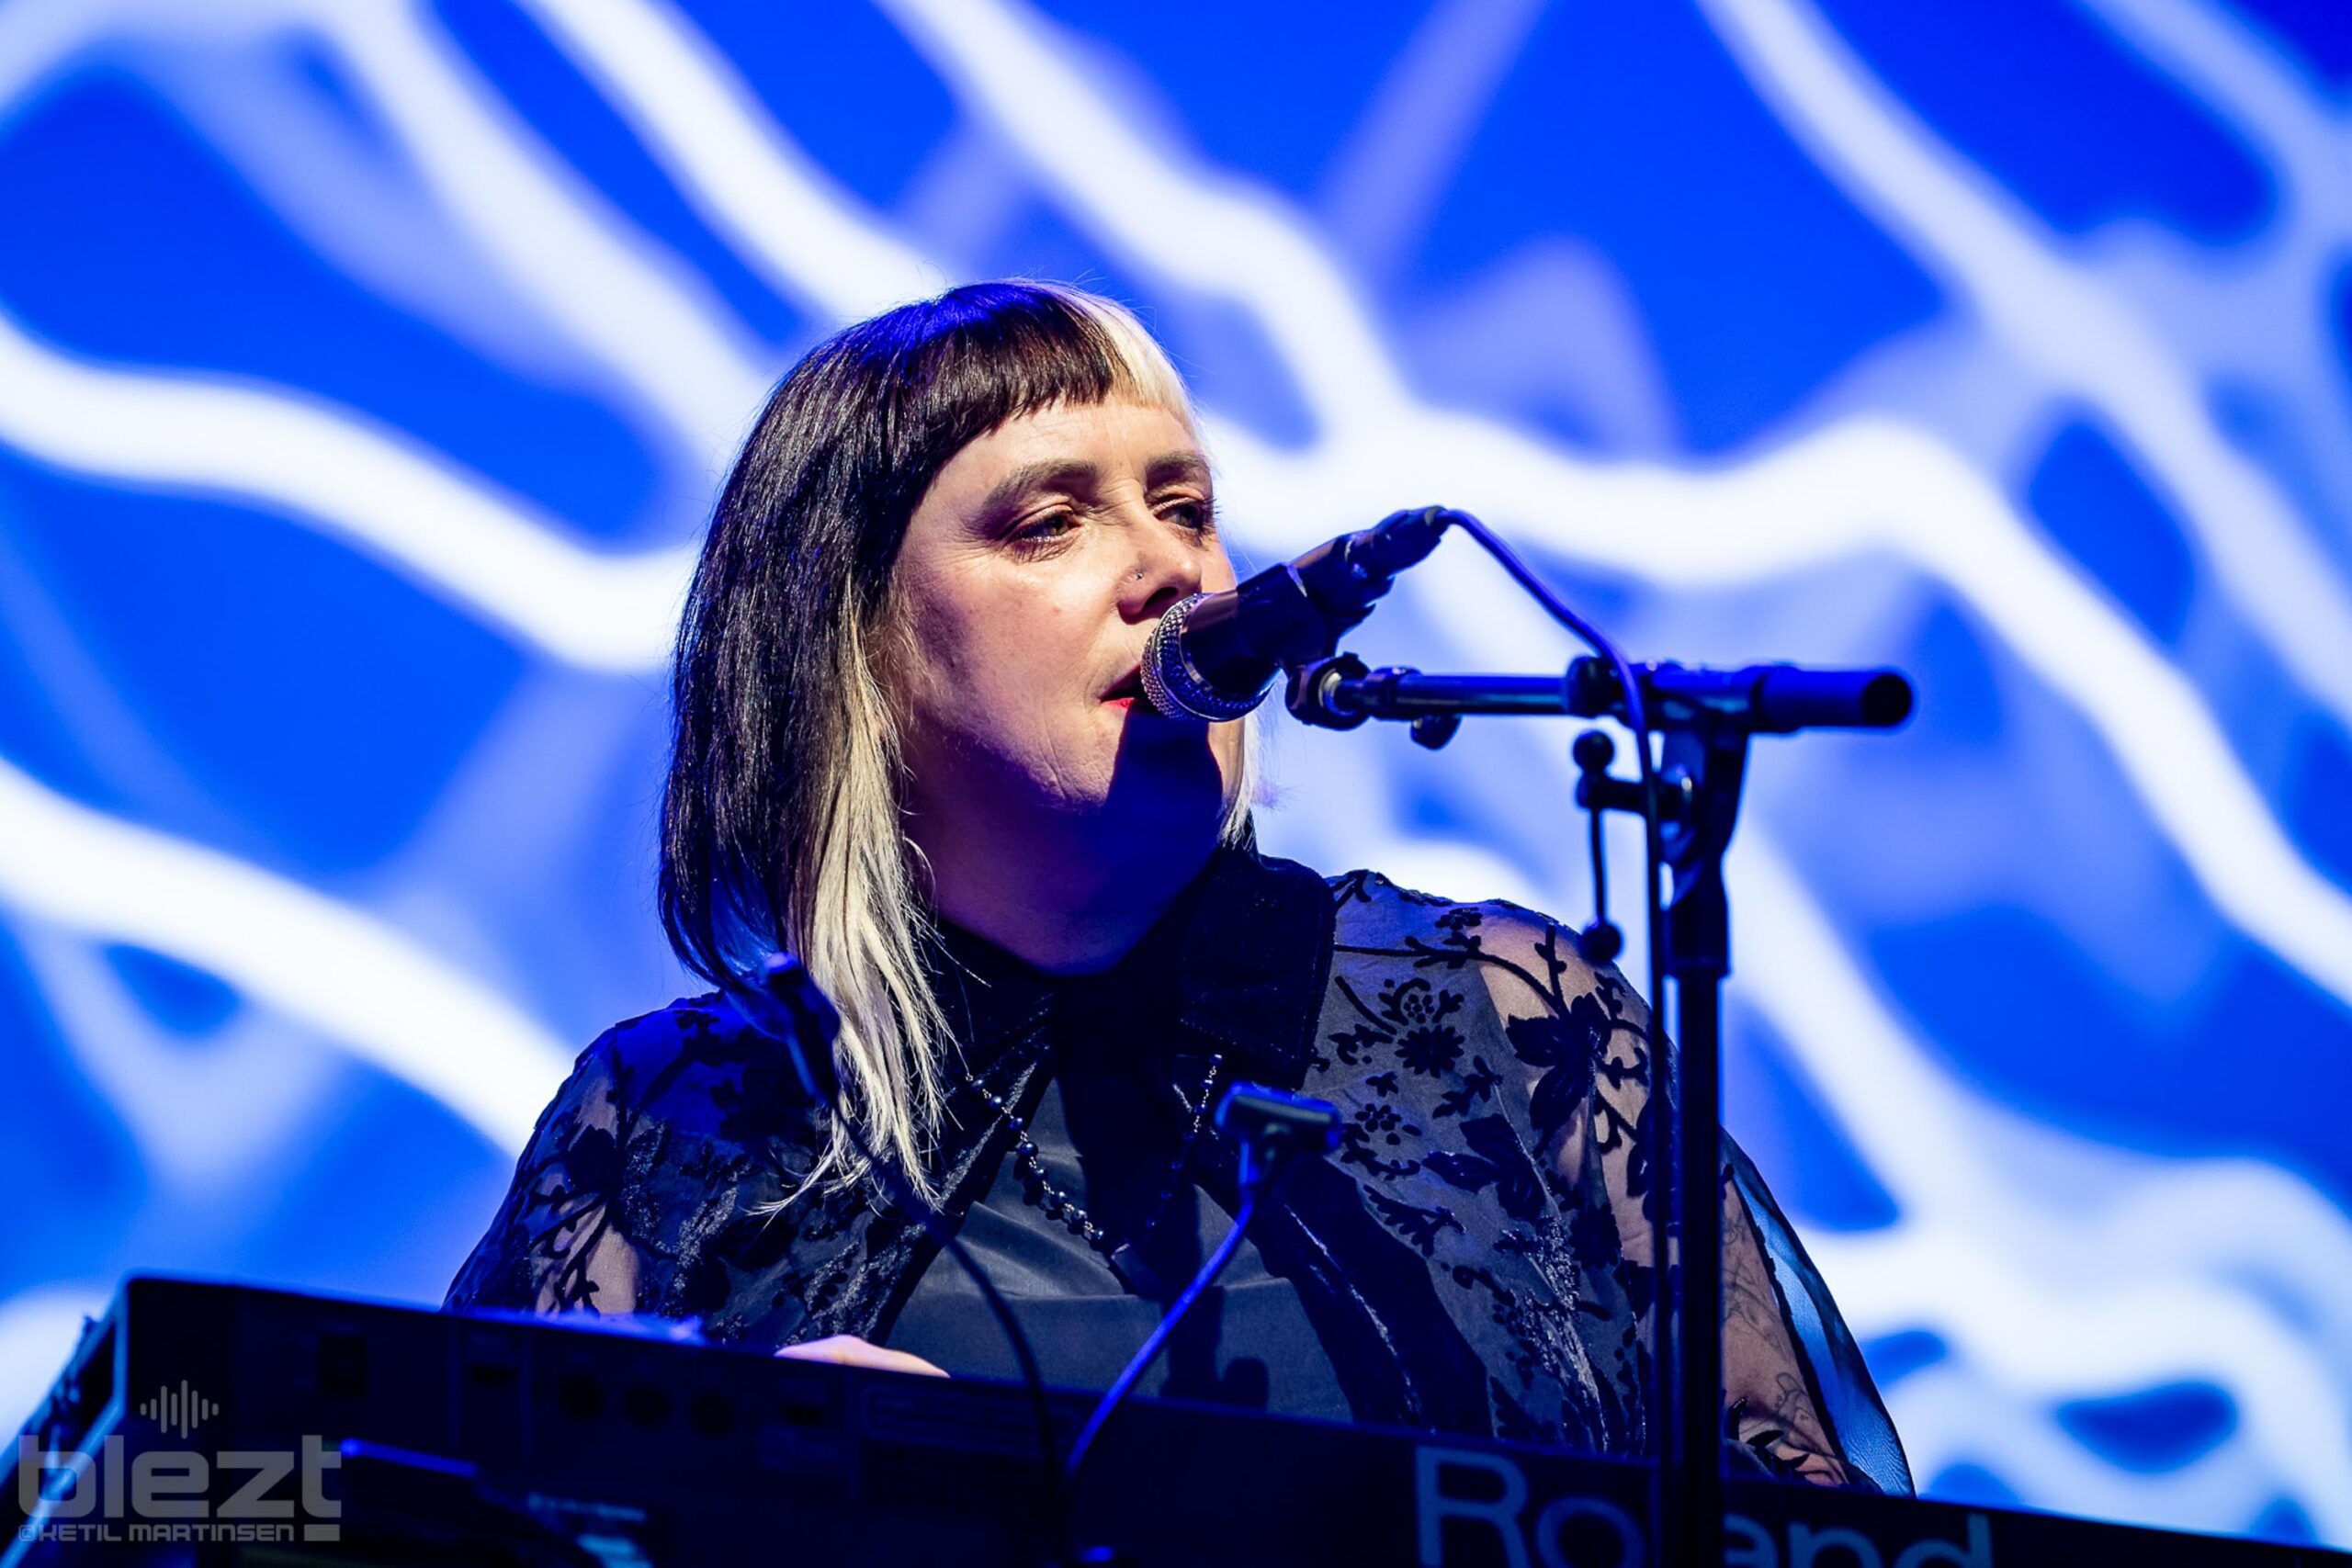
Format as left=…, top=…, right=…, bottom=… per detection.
left=662, top=282, right=1257, bottom=1207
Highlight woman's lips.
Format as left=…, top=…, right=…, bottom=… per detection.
left=1102, top=666, right=1149, bottom=711
left=1103, top=687, right=1165, bottom=717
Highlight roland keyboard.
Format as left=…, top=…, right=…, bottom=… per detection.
left=7, top=1277, right=2340, bottom=1566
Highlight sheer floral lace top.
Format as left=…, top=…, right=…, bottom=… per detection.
left=443, top=845, right=1910, bottom=1495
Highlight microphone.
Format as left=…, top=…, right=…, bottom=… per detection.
left=1141, top=505, right=1458, bottom=721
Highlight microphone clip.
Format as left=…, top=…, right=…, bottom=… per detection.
left=724, top=952, right=844, bottom=1106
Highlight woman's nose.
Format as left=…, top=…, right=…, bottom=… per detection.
left=1117, top=515, right=1204, bottom=622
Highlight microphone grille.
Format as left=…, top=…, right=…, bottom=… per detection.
left=1142, top=594, right=1268, bottom=722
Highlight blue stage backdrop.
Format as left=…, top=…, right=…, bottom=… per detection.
left=1, top=0, right=2346, bottom=1546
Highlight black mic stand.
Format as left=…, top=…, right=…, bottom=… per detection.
left=1287, top=652, right=1910, bottom=1568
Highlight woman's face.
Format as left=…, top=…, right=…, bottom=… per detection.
left=886, top=398, right=1245, bottom=839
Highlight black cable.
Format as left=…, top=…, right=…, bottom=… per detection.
left=1441, top=512, right=1694, bottom=1564
left=1441, top=513, right=1666, bottom=1024
left=720, top=960, right=1072, bottom=1567
left=1061, top=1183, right=1262, bottom=1485
left=1059, top=1081, right=1339, bottom=1555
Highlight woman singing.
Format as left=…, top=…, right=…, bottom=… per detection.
left=446, top=281, right=1909, bottom=1494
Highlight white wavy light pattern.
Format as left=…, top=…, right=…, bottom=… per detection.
left=0, top=0, right=2342, bottom=1546
left=1697, top=0, right=2352, bottom=736
left=0, top=755, right=567, bottom=1147
left=0, top=309, right=691, bottom=671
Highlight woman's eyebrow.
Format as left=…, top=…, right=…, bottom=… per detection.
left=977, top=458, right=1095, bottom=520
left=1147, top=450, right=1213, bottom=488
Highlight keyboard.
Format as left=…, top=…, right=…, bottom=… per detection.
left=6, top=1277, right=2339, bottom=1566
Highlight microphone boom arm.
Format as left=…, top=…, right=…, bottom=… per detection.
left=1285, top=655, right=1914, bottom=735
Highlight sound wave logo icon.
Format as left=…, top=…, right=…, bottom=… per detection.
left=138, top=1381, right=219, bottom=1439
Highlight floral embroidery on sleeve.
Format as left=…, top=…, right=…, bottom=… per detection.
left=1329, top=872, right=1860, bottom=1485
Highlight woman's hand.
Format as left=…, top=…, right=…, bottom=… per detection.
left=775, top=1334, right=949, bottom=1378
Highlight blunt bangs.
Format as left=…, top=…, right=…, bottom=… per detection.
left=833, top=283, right=1194, bottom=606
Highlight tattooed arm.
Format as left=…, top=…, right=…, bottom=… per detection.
left=1721, top=1169, right=1857, bottom=1484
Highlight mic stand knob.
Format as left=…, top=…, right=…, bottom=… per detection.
left=1283, top=652, right=1373, bottom=730
left=1409, top=714, right=1461, bottom=750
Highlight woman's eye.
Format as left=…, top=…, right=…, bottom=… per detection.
left=1163, top=497, right=1216, bottom=534
left=1010, top=512, right=1078, bottom=547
